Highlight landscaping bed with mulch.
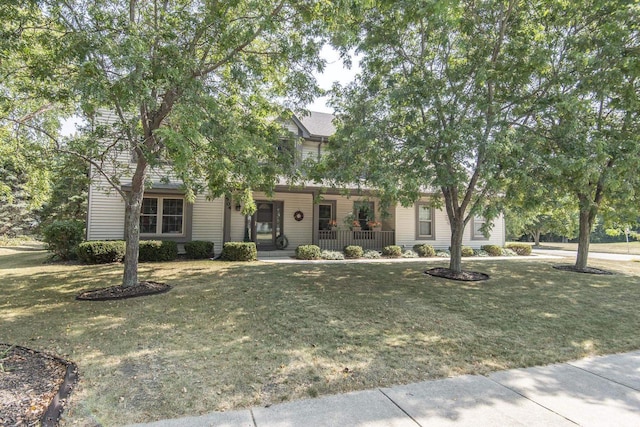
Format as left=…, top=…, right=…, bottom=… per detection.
left=76, top=280, right=172, bottom=301
left=552, top=265, right=614, bottom=275
left=0, top=344, right=77, bottom=427
left=425, top=267, right=490, bottom=281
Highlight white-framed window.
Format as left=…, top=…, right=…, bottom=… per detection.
left=416, top=203, right=435, bottom=239
left=471, top=215, right=488, bottom=240
left=140, top=197, right=185, bottom=235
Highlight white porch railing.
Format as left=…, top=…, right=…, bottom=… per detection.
left=318, top=230, right=396, bottom=251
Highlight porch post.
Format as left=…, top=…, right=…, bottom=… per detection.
left=223, top=196, right=231, bottom=244
left=312, top=191, right=319, bottom=246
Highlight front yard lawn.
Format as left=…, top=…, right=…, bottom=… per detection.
left=2, top=246, right=640, bottom=425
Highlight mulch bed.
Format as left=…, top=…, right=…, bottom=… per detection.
left=76, top=280, right=172, bottom=301
left=425, top=267, right=490, bottom=282
left=552, top=265, right=614, bottom=275
left=0, top=344, right=78, bottom=427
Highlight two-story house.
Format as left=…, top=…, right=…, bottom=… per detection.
left=86, top=110, right=505, bottom=254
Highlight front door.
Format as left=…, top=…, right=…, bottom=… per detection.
left=251, top=201, right=283, bottom=250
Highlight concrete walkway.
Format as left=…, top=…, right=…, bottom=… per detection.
left=128, top=350, right=640, bottom=427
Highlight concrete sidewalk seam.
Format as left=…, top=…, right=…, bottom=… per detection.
left=567, top=362, right=640, bottom=393
left=377, top=388, right=423, bottom=427
left=484, top=374, right=580, bottom=426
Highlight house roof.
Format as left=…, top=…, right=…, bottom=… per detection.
left=293, top=111, right=336, bottom=139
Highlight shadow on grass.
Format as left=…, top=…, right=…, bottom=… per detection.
left=2, top=250, right=640, bottom=425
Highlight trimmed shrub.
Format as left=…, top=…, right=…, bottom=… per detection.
left=295, top=244, right=321, bottom=260
left=139, top=240, right=178, bottom=262
left=402, top=250, right=419, bottom=258
left=42, top=220, right=84, bottom=260
left=184, top=240, right=215, bottom=259
left=77, top=240, right=125, bottom=264
left=475, top=249, right=490, bottom=257
left=413, top=244, right=436, bottom=257
left=362, top=250, right=381, bottom=259
left=461, top=246, right=474, bottom=257
left=481, top=245, right=503, bottom=257
left=506, top=243, right=532, bottom=256
left=221, top=242, right=257, bottom=261
left=382, top=245, right=402, bottom=257
left=435, top=250, right=450, bottom=258
left=343, top=245, right=364, bottom=259
left=321, top=250, right=344, bottom=260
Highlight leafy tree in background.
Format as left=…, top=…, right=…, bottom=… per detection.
left=322, top=0, right=545, bottom=274
left=38, top=154, right=89, bottom=228
left=504, top=200, right=578, bottom=245
left=3, top=0, right=336, bottom=287
left=515, top=0, right=640, bottom=270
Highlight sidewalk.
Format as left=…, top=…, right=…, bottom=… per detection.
left=128, top=350, right=640, bottom=427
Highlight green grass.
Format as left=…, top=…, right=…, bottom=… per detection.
left=2, top=247, right=640, bottom=425
left=519, top=241, right=640, bottom=255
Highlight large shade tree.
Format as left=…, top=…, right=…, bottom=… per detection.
left=3, top=0, right=336, bottom=286
left=514, top=0, right=640, bottom=270
left=321, top=0, right=545, bottom=274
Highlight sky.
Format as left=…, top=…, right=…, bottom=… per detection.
left=306, top=45, right=360, bottom=113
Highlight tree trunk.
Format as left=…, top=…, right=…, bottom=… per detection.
left=575, top=207, right=595, bottom=271
left=122, top=159, right=148, bottom=287
left=449, top=219, right=465, bottom=274
left=533, top=230, right=541, bottom=247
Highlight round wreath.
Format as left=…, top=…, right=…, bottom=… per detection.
left=293, top=210, right=304, bottom=221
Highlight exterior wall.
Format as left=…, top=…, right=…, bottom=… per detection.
left=86, top=177, right=126, bottom=240
left=394, top=198, right=506, bottom=249
left=191, top=196, right=225, bottom=249
left=87, top=110, right=222, bottom=244
left=301, top=140, right=322, bottom=162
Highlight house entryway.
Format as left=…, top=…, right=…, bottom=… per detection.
left=251, top=201, right=284, bottom=251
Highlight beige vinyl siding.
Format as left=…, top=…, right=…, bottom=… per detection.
left=86, top=177, right=126, bottom=240
left=93, top=109, right=178, bottom=182
left=300, top=140, right=321, bottom=161
left=229, top=202, right=247, bottom=243
left=191, top=196, right=225, bottom=249
left=394, top=199, right=505, bottom=249
left=284, top=120, right=299, bottom=134
left=88, top=110, right=186, bottom=241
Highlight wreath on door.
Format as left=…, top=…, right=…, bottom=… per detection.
left=293, top=210, right=304, bottom=221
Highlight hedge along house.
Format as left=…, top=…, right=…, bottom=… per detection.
left=86, top=110, right=505, bottom=254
